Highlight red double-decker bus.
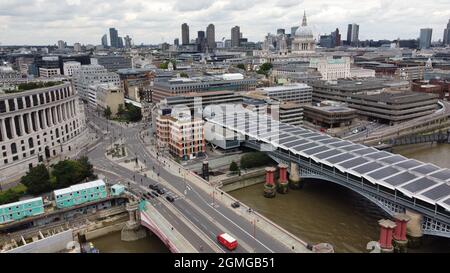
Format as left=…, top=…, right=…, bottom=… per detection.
left=217, top=233, right=238, bottom=251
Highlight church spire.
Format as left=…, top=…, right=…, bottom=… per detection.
left=302, top=10, right=307, bottom=26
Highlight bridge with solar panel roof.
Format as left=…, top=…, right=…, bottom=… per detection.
left=204, top=104, right=450, bottom=239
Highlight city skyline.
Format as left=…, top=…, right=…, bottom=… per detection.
left=1, top=0, right=450, bottom=46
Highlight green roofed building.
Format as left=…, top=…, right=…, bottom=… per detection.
left=0, top=197, right=44, bottom=224
left=53, top=180, right=107, bottom=209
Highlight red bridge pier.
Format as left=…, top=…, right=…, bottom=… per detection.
left=378, top=219, right=396, bottom=253
left=277, top=163, right=289, bottom=194
left=393, top=213, right=411, bottom=253
left=264, top=167, right=276, bottom=198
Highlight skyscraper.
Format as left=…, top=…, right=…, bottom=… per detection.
left=231, top=26, right=240, bottom=47
left=347, top=23, right=359, bottom=46
left=182, top=23, right=189, bottom=45
left=118, top=37, right=124, bottom=48
left=101, top=34, right=108, bottom=47
left=109, top=28, right=119, bottom=48
left=443, top=19, right=450, bottom=45
left=420, top=28, right=433, bottom=49
left=197, top=31, right=206, bottom=52
left=206, top=24, right=216, bottom=50
left=73, top=43, right=82, bottom=52
left=124, top=35, right=132, bottom=48
left=58, top=40, right=65, bottom=50
left=333, top=28, right=341, bottom=47
left=174, top=38, right=179, bottom=47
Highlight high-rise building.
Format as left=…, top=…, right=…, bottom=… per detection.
left=101, top=34, right=108, bottom=47
left=58, top=40, right=66, bottom=50
left=443, top=19, right=450, bottom=45
left=206, top=24, right=216, bottom=50
left=109, top=28, right=119, bottom=48
left=277, top=29, right=285, bottom=35
left=347, top=23, right=359, bottom=46
left=124, top=35, right=132, bottom=48
left=182, top=23, right=189, bottom=45
left=231, top=26, right=241, bottom=47
left=73, top=43, right=82, bottom=52
left=419, top=28, right=433, bottom=49
left=197, top=31, right=206, bottom=52
left=174, top=38, right=179, bottom=46
left=118, top=37, right=124, bottom=48
left=333, top=28, right=341, bottom=47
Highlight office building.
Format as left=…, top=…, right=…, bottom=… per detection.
left=206, top=24, right=216, bottom=50
left=109, top=28, right=119, bottom=48
left=419, top=28, right=433, bottom=49
left=101, top=34, right=108, bottom=47
left=0, top=82, right=88, bottom=181
left=72, top=64, right=120, bottom=102
left=231, top=26, right=241, bottom=47
left=124, top=35, right=132, bottom=48
left=444, top=19, right=450, bottom=45
left=54, top=180, right=107, bottom=209
left=73, top=43, right=82, bottom=52
left=63, top=61, right=81, bottom=76
left=92, top=83, right=125, bottom=116
left=303, top=104, right=356, bottom=128
left=182, top=23, right=189, bottom=45
left=197, top=31, right=206, bottom=52
left=309, top=56, right=351, bottom=80
left=150, top=73, right=256, bottom=103
left=58, top=40, right=66, bottom=50
left=277, top=29, right=285, bottom=35
left=259, top=83, right=313, bottom=105
left=90, top=55, right=132, bottom=72
left=174, top=38, right=179, bottom=47
left=347, top=23, right=359, bottom=46
left=118, top=37, right=124, bottom=48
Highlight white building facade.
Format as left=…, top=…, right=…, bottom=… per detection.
left=310, top=56, right=351, bottom=80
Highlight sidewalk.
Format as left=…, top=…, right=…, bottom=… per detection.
left=138, top=130, right=312, bottom=253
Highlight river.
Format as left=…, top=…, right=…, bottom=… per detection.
left=92, top=143, right=450, bottom=253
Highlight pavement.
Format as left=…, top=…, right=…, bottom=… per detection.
left=85, top=107, right=311, bottom=253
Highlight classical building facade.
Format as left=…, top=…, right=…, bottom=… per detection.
left=0, top=82, right=88, bottom=183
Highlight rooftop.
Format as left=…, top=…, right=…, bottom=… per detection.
left=352, top=91, right=439, bottom=103
left=53, top=180, right=106, bottom=196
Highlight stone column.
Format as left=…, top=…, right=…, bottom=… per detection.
left=393, top=213, right=411, bottom=253
left=26, top=113, right=32, bottom=133
left=0, top=119, right=5, bottom=141
left=121, top=199, right=147, bottom=242
left=378, top=219, right=396, bottom=253
left=277, top=163, right=289, bottom=194
left=289, top=162, right=302, bottom=189
left=405, top=209, right=423, bottom=248
left=9, top=117, right=17, bottom=138
left=18, top=115, right=25, bottom=136
left=264, top=167, right=276, bottom=198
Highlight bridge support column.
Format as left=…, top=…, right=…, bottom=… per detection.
left=393, top=213, right=410, bottom=253
left=264, top=167, right=276, bottom=198
left=121, top=199, right=147, bottom=242
left=288, top=162, right=302, bottom=189
left=378, top=219, right=396, bottom=253
left=405, top=209, right=423, bottom=248
left=277, top=163, right=289, bottom=194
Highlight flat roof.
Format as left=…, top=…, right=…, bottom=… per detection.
left=53, top=180, right=106, bottom=196
left=352, top=91, right=439, bottom=103
left=0, top=197, right=43, bottom=209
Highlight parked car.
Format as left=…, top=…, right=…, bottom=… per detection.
left=231, top=202, right=240, bottom=208
left=157, top=188, right=166, bottom=195
left=152, top=191, right=159, bottom=197
left=166, top=196, right=175, bottom=202
left=149, top=184, right=157, bottom=190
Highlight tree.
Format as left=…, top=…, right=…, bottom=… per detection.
left=237, top=64, right=246, bottom=70
left=21, top=164, right=52, bottom=195
left=159, top=62, right=168, bottom=69
left=52, top=160, right=84, bottom=188
left=0, top=185, right=26, bottom=205
left=117, top=104, right=125, bottom=116
left=229, top=161, right=239, bottom=173
left=104, top=106, right=112, bottom=119
left=257, top=62, right=273, bottom=76
left=77, top=156, right=95, bottom=181
left=125, top=103, right=142, bottom=122
left=240, top=152, right=273, bottom=169
left=180, top=72, right=189, bottom=78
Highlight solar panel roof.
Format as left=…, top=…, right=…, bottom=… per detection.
left=402, top=177, right=437, bottom=193
left=421, top=184, right=450, bottom=201
left=352, top=162, right=384, bottom=174
left=384, top=172, right=418, bottom=186
left=367, top=166, right=402, bottom=180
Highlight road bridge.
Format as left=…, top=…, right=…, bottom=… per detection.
left=204, top=105, right=450, bottom=239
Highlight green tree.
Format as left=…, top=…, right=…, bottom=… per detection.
left=159, top=62, right=169, bottom=69
left=104, top=106, right=112, bottom=119
left=229, top=161, right=239, bottom=173
left=125, top=103, right=142, bottom=122
left=0, top=184, right=27, bottom=205
left=52, top=160, right=84, bottom=188
left=240, top=152, right=273, bottom=169
left=180, top=72, right=189, bottom=78
left=117, top=104, right=125, bottom=116
left=237, top=64, right=246, bottom=70
left=257, top=62, right=273, bottom=76
left=21, top=164, right=52, bottom=195
left=77, top=156, right=96, bottom=181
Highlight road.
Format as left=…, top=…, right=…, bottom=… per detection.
left=85, top=107, right=295, bottom=253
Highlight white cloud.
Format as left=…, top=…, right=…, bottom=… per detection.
left=0, top=0, right=449, bottom=45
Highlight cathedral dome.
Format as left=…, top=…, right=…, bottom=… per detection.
left=295, top=11, right=314, bottom=38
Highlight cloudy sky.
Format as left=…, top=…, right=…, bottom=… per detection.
left=1, top=0, right=449, bottom=45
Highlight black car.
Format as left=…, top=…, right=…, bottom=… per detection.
left=152, top=191, right=159, bottom=197
left=157, top=188, right=166, bottom=195
left=149, top=184, right=157, bottom=190
left=166, top=196, right=175, bottom=202
left=231, top=202, right=240, bottom=208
